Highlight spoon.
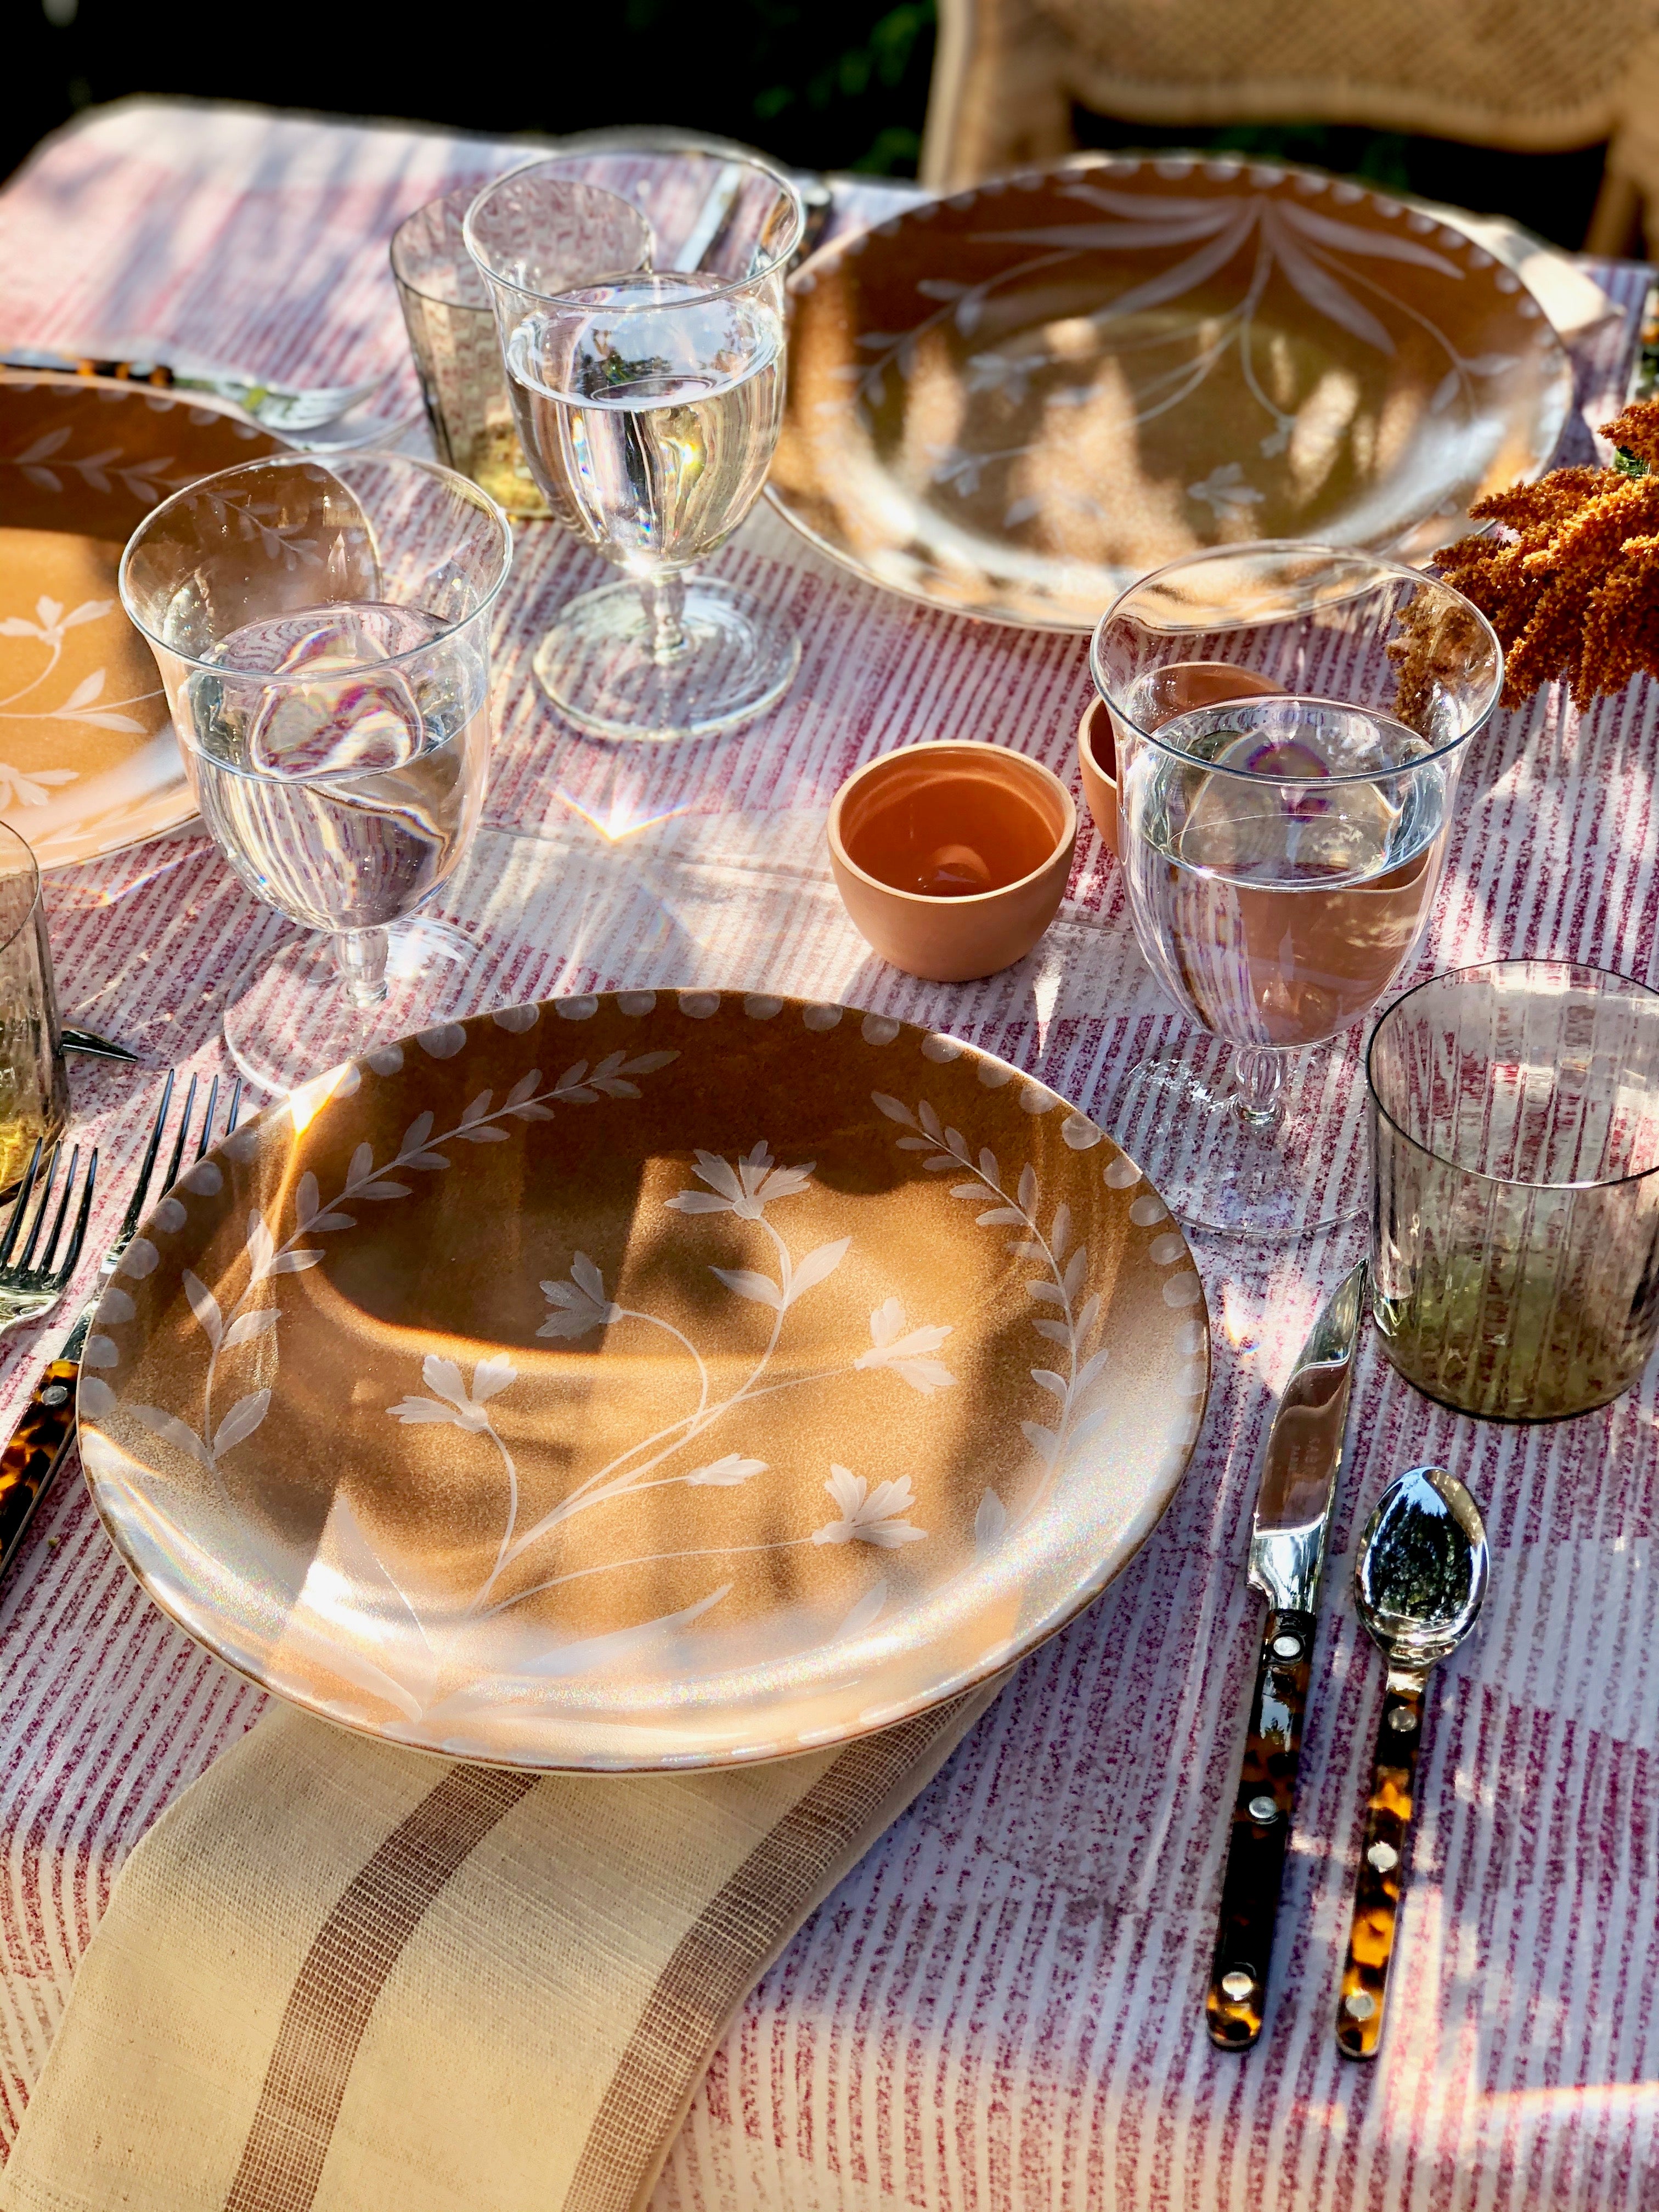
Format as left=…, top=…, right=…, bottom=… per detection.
left=1335, top=1465, right=1489, bottom=2059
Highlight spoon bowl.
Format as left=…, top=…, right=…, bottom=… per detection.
left=1354, top=1465, right=1489, bottom=1676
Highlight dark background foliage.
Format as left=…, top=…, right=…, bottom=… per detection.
left=7, top=0, right=1612, bottom=250
left=4, top=0, right=941, bottom=185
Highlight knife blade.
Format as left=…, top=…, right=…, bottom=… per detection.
left=1205, top=1257, right=1367, bottom=2051
left=61, top=1025, right=142, bottom=1064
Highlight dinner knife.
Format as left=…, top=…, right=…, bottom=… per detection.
left=1205, top=1257, right=1367, bottom=2051
left=61, top=1025, right=141, bottom=1064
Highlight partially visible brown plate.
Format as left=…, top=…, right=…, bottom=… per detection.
left=78, top=992, right=1210, bottom=1771
left=770, top=155, right=1572, bottom=630
left=0, top=371, right=285, bottom=870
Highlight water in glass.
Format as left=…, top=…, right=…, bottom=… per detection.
left=1124, top=696, right=1449, bottom=1051
left=184, top=602, right=489, bottom=933
left=504, top=273, right=784, bottom=576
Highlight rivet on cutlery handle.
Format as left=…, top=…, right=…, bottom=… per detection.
left=0, top=1356, right=81, bottom=1579
left=1206, top=1606, right=1315, bottom=2049
left=1335, top=1671, right=1426, bottom=2059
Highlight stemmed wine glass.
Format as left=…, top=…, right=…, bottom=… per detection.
left=120, top=453, right=513, bottom=1094
left=465, top=150, right=804, bottom=743
left=1090, top=543, right=1502, bottom=1240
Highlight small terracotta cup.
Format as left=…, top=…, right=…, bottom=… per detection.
left=828, top=741, right=1076, bottom=983
left=1080, top=664, right=1286, bottom=863
left=1076, top=697, right=1120, bottom=860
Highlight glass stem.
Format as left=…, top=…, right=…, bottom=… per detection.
left=1233, top=1042, right=1286, bottom=1129
left=642, top=573, right=689, bottom=665
left=335, top=926, right=390, bottom=1011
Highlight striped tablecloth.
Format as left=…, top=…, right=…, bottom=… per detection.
left=0, top=97, right=1655, bottom=2211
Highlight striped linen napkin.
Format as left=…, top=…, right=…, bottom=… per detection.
left=1, top=1686, right=998, bottom=2211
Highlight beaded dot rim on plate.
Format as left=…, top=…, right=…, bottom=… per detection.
left=78, top=992, right=1210, bottom=1771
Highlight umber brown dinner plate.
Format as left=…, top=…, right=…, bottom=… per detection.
left=0, top=371, right=284, bottom=870
left=770, top=155, right=1572, bottom=630
left=78, top=992, right=1210, bottom=1770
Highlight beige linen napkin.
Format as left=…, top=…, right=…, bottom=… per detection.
left=2, top=1685, right=998, bottom=2212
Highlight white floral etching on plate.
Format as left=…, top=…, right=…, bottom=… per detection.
left=822, top=178, right=1530, bottom=523
left=107, top=1060, right=1023, bottom=1728
left=0, top=399, right=265, bottom=823
left=120, top=1053, right=679, bottom=1494
left=1, top=421, right=191, bottom=507
left=0, top=593, right=161, bottom=808
left=384, top=1132, right=939, bottom=1632
left=870, top=1090, right=1112, bottom=1547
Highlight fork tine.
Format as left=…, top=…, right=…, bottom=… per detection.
left=160, top=1075, right=197, bottom=1197
left=0, top=1140, right=44, bottom=1267
left=34, top=1144, right=78, bottom=1275
left=226, top=1077, right=244, bottom=1136
left=194, top=1075, right=221, bottom=1162
left=118, top=1071, right=176, bottom=1245
left=53, top=1147, right=97, bottom=1285
left=17, top=1143, right=62, bottom=1270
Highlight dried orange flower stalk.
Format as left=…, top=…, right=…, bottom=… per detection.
left=1432, top=399, right=1659, bottom=708
left=1387, top=591, right=1494, bottom=736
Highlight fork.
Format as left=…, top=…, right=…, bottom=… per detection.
left=0, top=1136, right=98, bottom=1339
left=0, top=1069, right=240, bottom=1581
left=0, top=345, right=396, bottom=436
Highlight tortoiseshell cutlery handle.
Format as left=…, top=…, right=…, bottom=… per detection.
left=0, top=1356, right=80, bottom=1580
left=1335, top=1673, right=1427, bottom=2059
left=1205, top=1605, right=1315, bottom=2049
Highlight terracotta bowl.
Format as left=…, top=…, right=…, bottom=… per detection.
left=828, top=742, right=1076, bottom=983
left=1077, top=698, right=1120, bottom=860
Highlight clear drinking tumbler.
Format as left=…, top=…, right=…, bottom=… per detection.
left=1369, top=960, right=1659, bottom=1419
left=0, top=822, right=67, bottom=1188
left=392, top=179, right=651, bottom=518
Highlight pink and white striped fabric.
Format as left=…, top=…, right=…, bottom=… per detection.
left=0, top=98, right=1655, bottom=2210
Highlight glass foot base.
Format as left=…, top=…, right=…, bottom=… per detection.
left=533, top=576, right=800, bottom=742
left=223, top=918, right=493, bottom=1097
left=1102, top=1032, right=1370, bottom=1239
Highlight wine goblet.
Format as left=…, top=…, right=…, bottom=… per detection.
left=1090, top=542, right=1502, bottom=1240
left=120, top=453, right=513, bottom=1094
left=465, top=150, right=804, bottom=743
